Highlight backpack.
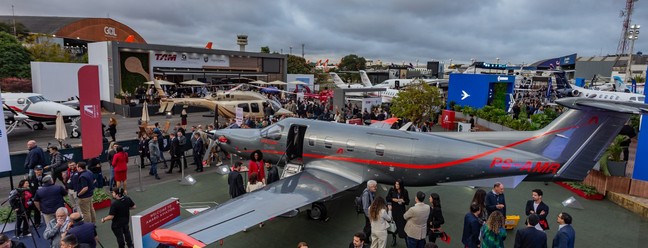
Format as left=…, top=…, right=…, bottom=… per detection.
left=354, top=196, right=364, bottom=215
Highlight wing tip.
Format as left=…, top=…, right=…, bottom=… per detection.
left=151, top=229, right=206, bottom=248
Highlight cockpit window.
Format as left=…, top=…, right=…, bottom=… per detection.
left=260, top=124, right=283, bottom=140
left=27, top=96, right=47, bottom=103
left=269, top=99, right=282, bottom=111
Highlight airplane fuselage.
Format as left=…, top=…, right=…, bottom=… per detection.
left=2, top=93, right=80, bottom=122
left=216, top=118, right=561, bottom=187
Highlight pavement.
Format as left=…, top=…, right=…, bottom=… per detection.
left=2, top=112, right=648, bottom=247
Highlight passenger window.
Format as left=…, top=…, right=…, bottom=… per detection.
left=630, top=97, right=636, bottom=101
left=616, top=96, right=620, bottom=100
left=375, top=144, right=385, bottom=156
left=260, top=124, right=283, bottom=140
left=17, top=98, right=25, bottom=104
left=237, top=103, right=250, bottom=112
left=251, top=103, right=260, bottom=113
left=347, top=140, right=356, bottom=152
left=324, top=137, right=332, bottom=149
left=308, top=135, right=316, bottom=146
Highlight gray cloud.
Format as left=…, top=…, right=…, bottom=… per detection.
left=2, top=0, right=647, bottom=64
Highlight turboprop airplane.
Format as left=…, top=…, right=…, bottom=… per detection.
left=2, top=93, right=80, bottom=133
left=552, top=71, right=645, bottom=103
left=151, top=97, right=648, bottom=247
left=153, top=80, right=293, bottom=118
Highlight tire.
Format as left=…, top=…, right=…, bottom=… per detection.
left=71, top=129, right=80, bottom=138
left=34, top=123, right=44, bottom=130
left=308, top=202, right=327, bottom=220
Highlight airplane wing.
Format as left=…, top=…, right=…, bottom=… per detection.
left=152, top=164, right=362, bottom=247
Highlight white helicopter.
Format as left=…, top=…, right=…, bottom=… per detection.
left=2, top=93, right=81, bottom=136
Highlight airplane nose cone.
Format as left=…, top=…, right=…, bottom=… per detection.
left=60, top=105, right=80, bottom=117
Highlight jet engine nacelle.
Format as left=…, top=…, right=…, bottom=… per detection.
left=556, top=89, right=580, bottom=97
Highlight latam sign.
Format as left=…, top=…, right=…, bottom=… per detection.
left=151, top=51, right=229, bottom=68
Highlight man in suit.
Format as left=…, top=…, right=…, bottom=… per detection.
left=166, top=133, right=182, bottom=174
left=404, top=191, right=430, bottom=248
left=193, top=132, right=204, bottom=172
left=348, top=232, right=369, bottom=248
left=462, top=203, right=482, bottom=248
left=485, top=182, right=506, bottom=217
left=227, top=162, right=245, bottom=199
left=552, top=212, right=575, bottom=248
left=514, top=214, right=548, bottom=248
left=526, top=189, right=550, bottom=230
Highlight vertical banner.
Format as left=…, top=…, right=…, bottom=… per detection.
left=0, top=90, right=12, bottom=172
left=132, top=198, right=181, bottom=248
left=633, top=68, right=648, bottom=181
left=78, top=65, right=103, bottom=159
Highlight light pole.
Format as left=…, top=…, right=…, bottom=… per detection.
left=625, top=24, right=640, bottom=83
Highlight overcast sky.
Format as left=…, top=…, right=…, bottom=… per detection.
left=2, top=0, right=647, bottom=65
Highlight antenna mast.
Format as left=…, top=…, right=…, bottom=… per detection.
left=617, top=0, right=638, bottom=55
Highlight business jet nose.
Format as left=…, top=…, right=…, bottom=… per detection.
left=59, top=105, right=80, bottom=117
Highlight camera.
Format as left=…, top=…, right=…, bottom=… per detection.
left=6, top=188, right=30, bottom=210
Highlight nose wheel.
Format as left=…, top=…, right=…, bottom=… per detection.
left=33, top=123, right=44, bottom=130
left=307, top=202, right=328, bottom=221
left=70, top=128, right=80, bottom=138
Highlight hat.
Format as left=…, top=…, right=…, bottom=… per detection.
left=34, top=165, right=43, bottom=170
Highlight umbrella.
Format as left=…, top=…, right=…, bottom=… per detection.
left=54, top=111, right=67, bottom=147
left=250, top=80, right=268, bottom=85
left=179, top=80, right=206, bottom=86
left=141, top=102, right=150, bottom=123
left=260, top=86, right=280, bottom=93
left=144, top=80, right=176, bottom=85
left=268, top=80, right=287, bottom=85
left=288, top=81, right=308, bottom=85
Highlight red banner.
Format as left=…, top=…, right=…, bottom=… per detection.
left=78, top=66, right=102, bottom=159
left=139, top=200, right=181, bottom=234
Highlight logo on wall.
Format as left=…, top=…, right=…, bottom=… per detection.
left=203, top=56, right=209, bottom=63
left=104, top=26, right=117, bottom=37
left=83, top=104, right=99, bottom=118
left=181, top=54, right=187, bottom=61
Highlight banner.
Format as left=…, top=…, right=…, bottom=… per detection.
left=0, top=91, right=11, bottom=173
left=151, top=51, right=229, bottom=68
left=132, top=198, right=181, bottom=248
left=78, top=65, right=103, bottom=159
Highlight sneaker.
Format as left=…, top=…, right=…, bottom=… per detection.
left=216, top=161, right=223, bottom=166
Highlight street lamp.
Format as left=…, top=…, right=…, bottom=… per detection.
left=625, top=24, right=640, bottom=83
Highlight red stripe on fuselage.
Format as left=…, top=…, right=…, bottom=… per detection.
left=238, top=124, right=580, bottom=170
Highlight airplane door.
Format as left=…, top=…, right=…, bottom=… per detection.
left=286, top=124, right=307, bottom=163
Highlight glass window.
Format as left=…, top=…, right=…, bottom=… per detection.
left=27, top=95, right=47, bottom=103
left=375, top=144, right=385, bottom=156
left=237, top=103, right=250, bottom=112
left=639, top=97, right=645, bottom=102
left=630, top=97, right=636, bottom=101
left=324, top=137, right=332, bottom=149
left=260, top=124, right=283, bottom=140
left=16, top=98, right=25, bottom=104
left=346, top=140, right=356, bottom=152
left=251, top=103, right=260, bottom=113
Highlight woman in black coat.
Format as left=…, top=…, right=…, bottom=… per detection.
left=385, top=179, right=409, bottom=246
left=428, top=192, right=445, bottom=243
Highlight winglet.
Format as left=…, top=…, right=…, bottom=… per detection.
left=151, top=229, right=206, bottom=248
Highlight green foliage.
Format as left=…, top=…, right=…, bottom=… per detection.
left=287, top=55, right=313, bottom=74
left=633, top=75, right=645, bottom=84
left=92, top=189, right=112, bottom=202
left=338, top=54, right=366, bottom=71
left=390, top=82, right=443, bottom=122
left=26, top=36, right=76, bottom=62
left=0, top=31, right=32, bottom=79
left=260, top=46, right=270, bottom=53
left=491, top=83, right=507, bottom=111
left=459, top=104, right=553, bottom=131
left=629, top=115, right=640, bottom=132
left=563, top=182, right=601, bottom=196
left=0, top=206, right=17, bottom=223
left=0, top=22, right=30, bottom=40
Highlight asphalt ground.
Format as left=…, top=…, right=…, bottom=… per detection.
left=2, top=112, right=648, bottom=247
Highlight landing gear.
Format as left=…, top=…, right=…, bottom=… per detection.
left=307, top=202, right=328, bottom=221
left=33, top=123, right=44, bottom=130
left=70, top=128, right=80, bottom=138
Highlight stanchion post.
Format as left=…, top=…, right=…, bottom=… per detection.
left=136, top=157, right=145, bottom=192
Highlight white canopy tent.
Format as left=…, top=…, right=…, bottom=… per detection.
left=180, top=80, right=206, bottom=86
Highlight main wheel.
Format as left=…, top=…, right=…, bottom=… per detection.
left=34, top=123, right=44, bottom=130
left=71, top=128, right=80, bottom=138
left=308, top=202, right=327, bottom=220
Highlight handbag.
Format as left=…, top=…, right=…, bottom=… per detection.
left=387, top=220, right=397, bottom=233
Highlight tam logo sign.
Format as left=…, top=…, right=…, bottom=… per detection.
left=155, top=54, right=177, bottom=61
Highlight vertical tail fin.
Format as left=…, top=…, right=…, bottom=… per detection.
left=329, top=72, right=347, bottom=88
left=520, top=98, right=644, bottom=180
left=359, top=70, right=373, bottom=87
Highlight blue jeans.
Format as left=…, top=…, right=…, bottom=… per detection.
left=406, top=237, right=425, bottom=248
left=149, top=157, right=158, bottom=176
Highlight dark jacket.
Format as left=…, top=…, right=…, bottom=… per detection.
left=525, top=200, right=550, bottom=230
left=25, top=145, right=46, bottom=170
left=485, top=190, right=506, bottom=216
left=462, top=212, right=481, bottom=248
left=34, top=183, right=67, bottom=214
left=552, top=225, right=575, bottom=248
left=171, top=137, right=182, bottom=156
left=193, top=138, right=204, bottom=157
left=266, top=165, right=280, bottom=184
left=227, top=170, right=245, bottom=198
left=514, top=226, right=548, bottom=248
left=428, top=206, right=444, bottom=230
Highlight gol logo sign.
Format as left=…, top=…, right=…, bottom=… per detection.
left=104, top=26, right=117, bottom=37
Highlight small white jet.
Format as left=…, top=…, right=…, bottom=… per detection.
left=2, top=93, right=80, bottom=133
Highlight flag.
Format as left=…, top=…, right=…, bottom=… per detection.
left=78, top=66, right=103, bottom=159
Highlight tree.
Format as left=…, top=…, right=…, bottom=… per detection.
left=0, top=22, right=30, bottom=40
left=390, top=81, right=443, bottom=123
left=0, top=31, right=32, bottom=79
left=287, top=55, right=313, bottom=74
left=260, top=46, right=270, bottom=53
left=26, top=35, right=77, bottom=62
left=338, top=54, right=366, bottom=71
